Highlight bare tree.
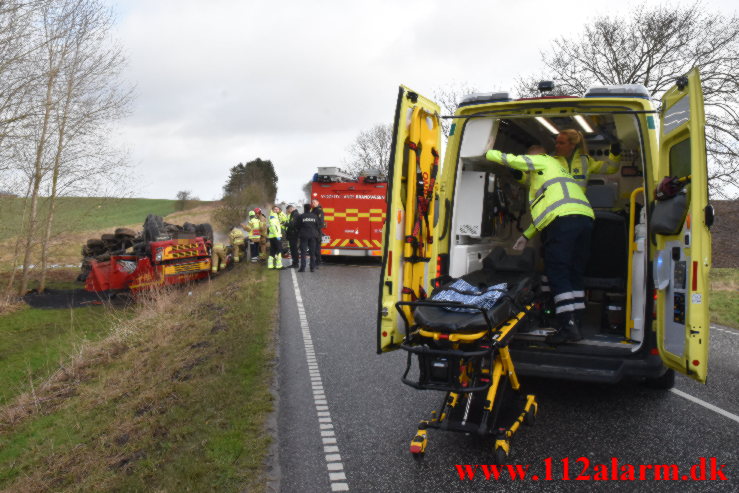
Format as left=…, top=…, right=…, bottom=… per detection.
left=176, top=190, right=192, bottom=211
left=515, top=2, right=739, bottom=198
left=36, top=0, right=132, bottom=292
left=343, top=123, right=392, bottom=177
left=433, top=82, right=480, bottom=138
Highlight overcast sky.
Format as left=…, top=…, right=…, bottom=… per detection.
left=107, top=0, right=737, bottom=203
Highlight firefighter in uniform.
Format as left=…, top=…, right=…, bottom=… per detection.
left=246, top=210, right=261, bottom=262
left=267, top=207, right=283, bottom=270
left=554, top=129, right=621, bottom=189
left=228, top=226, right=246, bottom=263
left=254, top=208, right=268, bottom=261
left=486, top=145, right=594, bottom=344
left=211, top=242, right=227, bottom=273
left=297, top=203, right=322, bottom=272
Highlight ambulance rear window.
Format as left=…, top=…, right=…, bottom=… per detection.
left=669, top=138, right=691, bottom=178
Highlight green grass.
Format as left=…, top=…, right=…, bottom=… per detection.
left=0, top=305, right=121, bottom=405
left=710, top=268, right=739, bottom=328
left=0, top=264, right=278, bottom=492
left=0, top=197, right=181, bottom=241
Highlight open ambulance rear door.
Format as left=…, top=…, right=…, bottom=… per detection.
left=377, top=86, right=442, bottom=353
left=653, top=68, right=712, bottom=383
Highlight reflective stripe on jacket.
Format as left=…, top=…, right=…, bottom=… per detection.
left=248, top=218, right=261, bottom=240
left=485, top=150, right=594, bottom=238
left=268, top=213, right=282, bottom=238
left=555, top=149, right=620, bottom=189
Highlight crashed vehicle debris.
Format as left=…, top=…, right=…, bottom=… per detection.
left=79, top=214, right=214, bottom=294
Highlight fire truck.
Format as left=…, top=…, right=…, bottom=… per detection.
left=311, top=167, right=387, bottom=257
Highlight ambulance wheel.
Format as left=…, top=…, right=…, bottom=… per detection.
left=524, top=409, right=536, bottom=426
left=645, top=369, right=675, bottom=390
left=493, top=446, right=508, bottom=465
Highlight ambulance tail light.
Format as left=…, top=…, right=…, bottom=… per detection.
left=433, top=254, right=449, bottom=288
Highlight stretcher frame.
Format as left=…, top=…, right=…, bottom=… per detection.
left=395, top=299, right=538, bottom=464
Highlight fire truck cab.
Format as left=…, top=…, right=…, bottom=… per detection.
left=312, top=166, right=387, bottom=257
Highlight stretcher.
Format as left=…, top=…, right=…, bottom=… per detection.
left=395, top=247, right=539, bottom=464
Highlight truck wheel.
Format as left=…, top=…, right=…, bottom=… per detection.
left=87, top=239, right=104, bottom=248
left=143, top=214, right=164, bottom=243
left=115, top=227, right=136, bottom=238
left=195, top=223, right=214, bottom=242
left=645, top=369, right=675, bottom=390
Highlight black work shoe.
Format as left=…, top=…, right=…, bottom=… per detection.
left=546, top=313, right=582, bottom=345
left=310, top=268, right=315, bottom=272
left=298, top=268, right=305, bottom=272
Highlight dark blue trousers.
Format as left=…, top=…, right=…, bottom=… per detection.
left=541, top=214, right=593, bottom=314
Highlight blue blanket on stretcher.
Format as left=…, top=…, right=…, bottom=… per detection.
left=431, top=279, right=508, bottom=312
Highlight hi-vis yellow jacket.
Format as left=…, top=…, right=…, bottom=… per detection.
left=556, top=149, right=620, bottom=189
left=485, top=150, right=594, bottom=239
left=247, top=217, right=262, bottom=240
left=268, top=213, right=282, bottom=239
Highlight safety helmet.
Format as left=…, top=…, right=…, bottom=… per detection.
left=254, top=207, right=262, bottom=215
left=249, top=210, right=255, bottom=217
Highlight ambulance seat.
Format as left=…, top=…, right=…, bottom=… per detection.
left=584, top=184, right=628, bottom=290
left=413, top=247, right=536, bottom=333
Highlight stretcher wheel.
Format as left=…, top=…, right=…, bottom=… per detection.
left=493, top=446, right=508, bottom=465
left=411, top=451, right=425, bottom=462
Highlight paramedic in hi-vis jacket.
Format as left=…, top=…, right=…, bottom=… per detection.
left=486, top=145, right=594, bottom=344
left=554, top=129, right=621, bottom=189
left=267, top=207, right=283, bottom=270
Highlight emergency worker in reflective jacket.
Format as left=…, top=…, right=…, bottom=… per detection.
left=211, top=242, right=226, bottom=273
left=267, top=207, right=283, bottom=269
left=486, top=145, right=594, bottom=344
left=247, top=210, right=261, bottom=262
left=554, top=129, right=621, bottom=189
left=228, top=226, right=245, bottom=263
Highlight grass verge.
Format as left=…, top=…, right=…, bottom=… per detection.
left=0, top=264, right=278, bottom=492
left=0, top=303, right=123, bottom=406
left=710, top=268, right=739, bottom=328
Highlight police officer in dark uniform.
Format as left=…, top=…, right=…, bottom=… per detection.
left=286, top=205, right=301, bottom=268
left=310, top=198, right=324, bottom=267
left=297, top=203, right=322, bottom=272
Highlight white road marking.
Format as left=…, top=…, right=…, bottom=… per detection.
left=291, top=269, right=350, bottom=492
left=711, top=325, right=738, bottom=336
left=670, top=388, right=739, bottom=425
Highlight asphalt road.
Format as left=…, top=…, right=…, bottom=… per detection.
left=277, top=261, right=738, bottom=492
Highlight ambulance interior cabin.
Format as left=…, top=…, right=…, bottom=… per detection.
left=452, top=112, right=648, bottom=350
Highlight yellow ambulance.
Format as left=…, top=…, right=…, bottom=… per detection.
left=377, top=68, right=712, bottom=388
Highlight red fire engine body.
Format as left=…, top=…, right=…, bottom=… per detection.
left=85, top=237, right=212, bottom=293
left=311, top=167, right=387, bottom=257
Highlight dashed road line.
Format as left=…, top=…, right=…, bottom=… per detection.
left=711, top=325, right=738, bottom=336
left=669, top=388, right=739, bottom=425
left=291, top=268, right=350, bottom=492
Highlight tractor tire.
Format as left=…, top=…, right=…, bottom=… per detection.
left=115, top=227, right=136, bottom=238
left=101, top=233, right=116, bottom=241
left=195, top=223, right=214, bottom=242
left=183, top=222, right=197, bottom=233
left=87, top=239, right=105, bottom=248
left=143, top=214, right=165, bottom=243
